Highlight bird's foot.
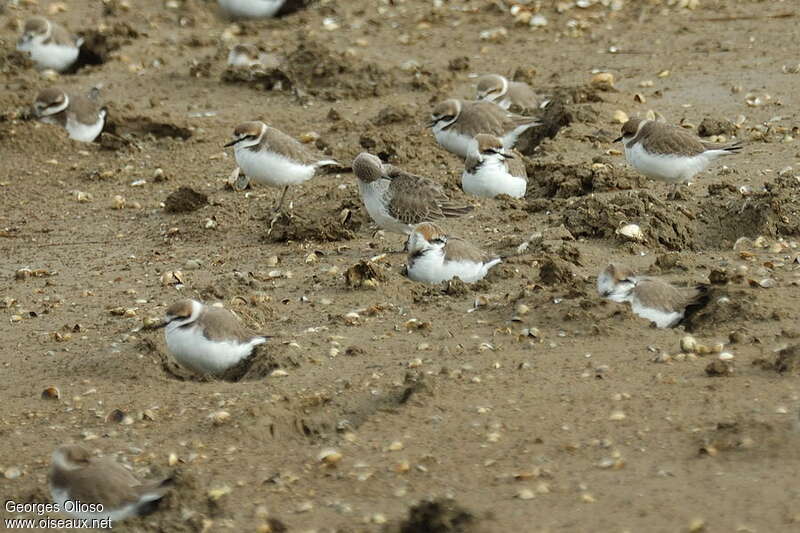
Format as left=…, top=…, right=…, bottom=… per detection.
left=666, top=183, right=691, bottom=201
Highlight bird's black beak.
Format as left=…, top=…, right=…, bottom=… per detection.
left=224, top=138, right=240, bottom=148
left=613, top=136, right=623, bottom=143
left=501, top=152, right=514, bottom=159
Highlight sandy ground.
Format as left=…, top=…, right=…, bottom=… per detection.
left=2, top=0, right=800, bottom=531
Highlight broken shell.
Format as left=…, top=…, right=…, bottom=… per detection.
left=207, top=486, right=232, bottom=501
left=612, top=110, right=629, bottom=124
left=394, top=460, right=411, bottom=473
left=616, top=223, right=644, bottom=242
left=591, top=72, right=615, bottom=90
left=530, top=14, right=548, bottom=27
left=168, top=453, right=179, bottom=466
left=516, top=489, right=535, bottom=500
left=479, top=27, right=508, bottom=42
left=210, top=410, right=231, bottom=425
left=718, top=352, right=735, bottom=361
left=609, top=410, right=626, bottom=421
left=695, top=344, right=711, bottom=355
left=4, top=467, right=22, bottom=480
left=633, top=93, right=646, bottom=104
left=41, top=386, right=60, bottom=400
left=71, top=190, right=92, bottom=202
left=711, top=343, right=724, bottom=353
left=317, top=448, right=342, bottom=466
left=387, top=441, right=403, bottom=451
left=270, top=369, right=289, bottom=377
left=142, top=316, right=161, bottom=329
left=105, top=408, right=127, bottom=423
left=161, top=271, right=184, bottom=286
left=111, top=195, right=126, bottom=209
left=680, top=335, right=698, bottom=353
left=299, top=131, right=320, bottom=143
left=689, top=518, right=706, bottom=532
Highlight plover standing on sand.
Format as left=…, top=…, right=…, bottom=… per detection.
left=352, top=152, right=472, bottom=236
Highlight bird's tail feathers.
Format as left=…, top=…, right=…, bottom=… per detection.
left=442, top=204, right=474, bottom=217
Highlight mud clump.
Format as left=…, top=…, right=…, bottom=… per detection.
left=164, top=187, right=209, bottom=213
left=221, top=66, right=293, bottom=91
left=0, top=51, right=34, bottom=74
left=345, top=260, right=388, bottom=289
left=699, top=176, right=800, bottom=248
left=74, top=23, right=139, bottom=71
left=698, top=117, right=735, bottom=137
left=527, top=160, right=639, bottom=198
left=773, top=344, right=800, bottom=374
left=559, top=191, right=696, bottom=251
left=107, top=115, right=192, bottom=140
left=447, top=56, right=470, bottom=71
left=705, top=359, right=735, bottom=377
left=444, top=278, right=469, bottom=295
left=515, top=95, right=572, bottom=156
left=538, top=256, right=574, bottom=285
left=698, top=420, right=777, bottom=456
left=386, top=499, right=477, bottom=533
left=267, top=210, right=357, bottom=243
left=285, top=38, right=395, bottom=100
left=372, top=105, right=412, bottom=126
left=221, top=343, right=300, bottom=382
left=681, top=288, right=766, bottom=333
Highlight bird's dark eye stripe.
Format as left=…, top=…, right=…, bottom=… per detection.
left=430, top=237, right=446, bottom=244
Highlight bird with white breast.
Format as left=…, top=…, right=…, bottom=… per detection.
left=218, top=0, right=287, bottom=18
left=428, top=98, right=540, bottom=159
left=406, top=222, right=501, bottom=284
left=615, top=118, right=742, bottom=186
left=154, top=298, right=269, bottom=377
left=33, top=88, right=107, bottom=143
left=49, top=444, right=172, bottom=525
left=475, top=74, right=545, bottom=111
left=17, top=16, right=82, bottom=73
left=225, top=121, right=339, bottom=214
left=597, top=263, right=708, bottom=328
left=462, top=133, right=527, bottom=199
left=352, top=152, right=473, bottom=237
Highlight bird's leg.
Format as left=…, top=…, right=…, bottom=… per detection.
left=273, top=186, right=290, bottom=214
left=666, top=181, right=691, bottom=201
left=266, top=186, right=291, bottom=235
